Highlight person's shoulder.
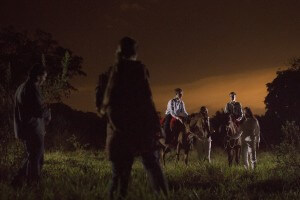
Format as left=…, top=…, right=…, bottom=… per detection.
left=24, top=79, right=37, bottom=91
left=234, top=101, right=242, bottom=106
left=168, top=99, right=174, bottom=103
left=15, top=82, right=26, bottom=96
left=98, top=66, right=112, bottom=79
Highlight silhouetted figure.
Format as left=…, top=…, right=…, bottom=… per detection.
left=224, top=92, right=243, bottom=124
left=12, top=63, right=51, bottom=187
left=240, top=107, right=260, bottom=169
left=164, top=88, right=188, bottom=144
left=100, top=37, right=168, bottom=199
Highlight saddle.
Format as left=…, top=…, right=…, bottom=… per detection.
left=160, top=116, right=180, bottom=130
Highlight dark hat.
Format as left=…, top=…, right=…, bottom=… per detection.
left=119, top=36, right=137, bottom=57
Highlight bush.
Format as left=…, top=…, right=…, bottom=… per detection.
left=273, top=121, right=300, bottom=186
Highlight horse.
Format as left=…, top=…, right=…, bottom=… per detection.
left=187, top=113, right=213, bottom=163
left=158, top=116, right=192, bottom=165
left=219, top=113, right=242, bottom=166
left=158, top=113, right=214, bottom=165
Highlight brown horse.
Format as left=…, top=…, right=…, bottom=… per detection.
left=159, top=117, right=192, bottom=165
left=219, top=114, right=242, bottom=166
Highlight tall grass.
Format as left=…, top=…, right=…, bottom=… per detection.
left=0, top=147, right=299, bottom=200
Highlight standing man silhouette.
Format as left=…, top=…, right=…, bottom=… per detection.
left=101, top=37, right=168, bottom=199
left=12, top=63, right=51, bottom=186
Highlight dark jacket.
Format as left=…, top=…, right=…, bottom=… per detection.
left=14, top=79, right=50, bottom=140
left=102, top=59, right=161, bottom=160
left=224, top=101, right=243, bottom=121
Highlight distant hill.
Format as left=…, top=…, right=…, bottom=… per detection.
left=46, top=103, right=107, bottom=150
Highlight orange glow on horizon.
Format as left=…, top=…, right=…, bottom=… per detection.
left=151, top=67, right=282, bottom=116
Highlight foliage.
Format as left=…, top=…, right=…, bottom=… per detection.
left=265, top=58, right=300, bottom=123
left=273, top=121, right=300, bottom=187
left=66, top=134, right=89, bottom=151
left=45, top=103, right=106, bottom=151
left=0, top=26, right=86, bottom=104
left=0, top=27, right=86, bottom=152
left=42, top=51, right=72, bottom=103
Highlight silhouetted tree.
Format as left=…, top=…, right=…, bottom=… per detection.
left=265, top=58, right=300, bottom=123
left=263, top=58, right=300, bottom=144
left=0, top=26, right=86, bottom=105
left=0, top=26, right=86, bottom=140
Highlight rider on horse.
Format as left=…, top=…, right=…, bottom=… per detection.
left=224, top=92, right=244, bottom=125
left=164, top=88, right=188, bottom=144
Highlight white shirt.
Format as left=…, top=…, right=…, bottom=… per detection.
left=165, top=98, right=188, bottom=117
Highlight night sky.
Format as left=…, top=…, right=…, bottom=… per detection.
left=1, top=0, right=300, bottom=115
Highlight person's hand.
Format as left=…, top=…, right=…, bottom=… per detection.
left=96, top=107, right=100, bottom=113
left=176, top=117, right=183, bottom=124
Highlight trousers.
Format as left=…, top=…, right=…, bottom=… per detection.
left=242, top=141, right=257, bottom=169
left=13, top=133, right=44, bottom=185
left=109, top=150, right=168, bottom=199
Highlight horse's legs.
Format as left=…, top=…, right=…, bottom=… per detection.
left=162, top=148, right=167, bottom=166
left=160, top=149, right=164, bottom=164
left=242, top=144, right=250, bottom=169
left=176, top=143, right=181, bottom=163
left=206, top=140, right=212, bottom=163
left=235, top=146, right=241, bottom=165
left=184, top=148, right=189, bottom=165
left=227, top=148, right=234, bottom=167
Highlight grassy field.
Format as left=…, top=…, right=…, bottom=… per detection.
left=0, top=148, right=299, bottom=200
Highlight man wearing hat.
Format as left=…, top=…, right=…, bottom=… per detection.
left=224, top=92, right=243, bottom=123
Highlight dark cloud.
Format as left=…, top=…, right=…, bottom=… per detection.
left=1, top=0, right=300, bottom=115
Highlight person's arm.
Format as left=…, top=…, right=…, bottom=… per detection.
left=207, top=117, right=214, bottom=137
left=30, top=85, right=49, bottom=119
left=167, top=99, right=177, bottom=118
left=224, top=103, right=229, bottom=114
left=237, top=103, right=244, bottom=121
left=182, top=101, right=188, bottom=117
left=255, top=120, right=261, bottom=149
